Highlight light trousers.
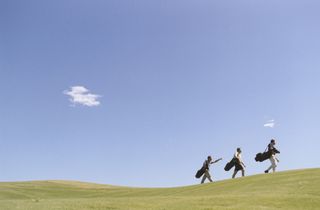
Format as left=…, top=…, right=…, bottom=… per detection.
left=267, top=155, right=277, bottom=172
left=201, top=170, right=213, bottom=183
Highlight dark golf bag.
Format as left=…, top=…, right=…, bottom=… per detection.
left=255, top=151, right=272, bottom=162
left=224, top=158, right=236, bottom=171
left=195, top=167, right=206, bottom=178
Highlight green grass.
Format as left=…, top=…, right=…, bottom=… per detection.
left=0, top=168, right=319, bottom=210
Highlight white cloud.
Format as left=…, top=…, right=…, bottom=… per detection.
left=264, top=119, right=275, bottom=128
left=63, top=86, right=101, bottom=107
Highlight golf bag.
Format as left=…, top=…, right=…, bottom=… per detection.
left=255, top=151, right=272, bottom=162
left=195, top=167, right=206, bottom=178
left=224, top=158, right=236, bottom=171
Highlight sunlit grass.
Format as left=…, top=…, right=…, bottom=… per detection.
left=0, top=168, right=319, bottom=210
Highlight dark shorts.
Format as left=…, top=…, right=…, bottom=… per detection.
left=235, top=162, right=244, bottom=171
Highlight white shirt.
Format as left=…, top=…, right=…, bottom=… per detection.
left=234, top=152, right=242, bottom=162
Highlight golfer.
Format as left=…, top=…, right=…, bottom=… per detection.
left=201, top=156, right=222, bottom=184
left=232, top=148, right=246, bottom=178
left=265, top=139, right=280, bottom=173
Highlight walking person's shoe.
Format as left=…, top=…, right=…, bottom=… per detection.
left=264, top=170, right=269, bottom=173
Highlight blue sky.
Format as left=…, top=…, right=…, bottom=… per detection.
left=1, top=0, right=320, bottom=187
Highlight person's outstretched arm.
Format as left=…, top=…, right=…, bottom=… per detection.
left=212, top=158, right=222, bottom=163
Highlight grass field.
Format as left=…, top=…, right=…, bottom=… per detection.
left=0, top=168, right=319, bottom=210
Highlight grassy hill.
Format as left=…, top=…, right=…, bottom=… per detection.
left=0, top=168, right=319, bottom=210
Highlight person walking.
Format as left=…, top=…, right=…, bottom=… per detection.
left=265, top=139, right=280, bottom=173
left=201, top=156, right=222, bottom=184
left=232, top=148, right=246, bottom=178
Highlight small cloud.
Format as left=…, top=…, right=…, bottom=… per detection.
left=63, top=86, right=101, bottom=107
left=264, top=119, right=275, bottom=128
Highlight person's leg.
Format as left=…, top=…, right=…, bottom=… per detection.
left=205, top=170, right=213, bottom=182
left=271, top=156, right=277, bottom=172
left=265, top=158, right=273, bottom=173
left=241, top=169, right=245, bottom=177
left=232, top=169, right=238, bottom=178
left=201, top=173, right=207, bottom=184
